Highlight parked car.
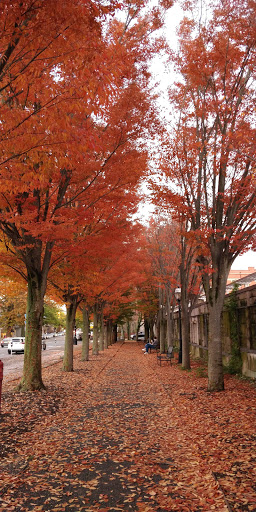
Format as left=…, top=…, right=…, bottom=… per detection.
left=8, top=337, right=25, bottom=354
left=1, top=337, right=13, bottom=348
left=131, top=332, right=145, bottom=341
left=8, top=337, right=46, bottom=354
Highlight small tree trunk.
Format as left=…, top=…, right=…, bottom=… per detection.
left=104, top=323, right=108, bottom=349
left=159, top=286, right=166, bottom=352
left=106, top=320, right=110, bottom=347
left=181, top=304, right=190, bottom=370
left=126, top=320, right=130, bottom=340
left=113, top=323, right=117, bottom=343
left=63, top=297, right=77, bottom=372
left=99, top=310, right=104, bottom=351
left=19, top=272, right=44, bottom=391
left=92, top=305, right=99, bottom=355
left=166, top=292, right=173, bottom=348
left=179, top=246, right=191, bottom=369
left=144, top=315, right=150, bottom=342
left=107, top=319, right=113, bottom=346
left=149, top=316, right=155, bottom=341
left=159, top=297, right=167, bottom=353
left=81, top=305, right=90, bottom=361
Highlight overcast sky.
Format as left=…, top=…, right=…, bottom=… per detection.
left=147, top=3, right=256, bottom=271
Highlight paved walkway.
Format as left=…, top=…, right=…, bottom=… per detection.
left=1, top=342, right=254, bottom=511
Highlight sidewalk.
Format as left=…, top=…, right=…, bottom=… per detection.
left=0, top=342, right=255, bottom=511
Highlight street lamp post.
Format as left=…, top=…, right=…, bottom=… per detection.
left=175, top=288, right=182, bottom=364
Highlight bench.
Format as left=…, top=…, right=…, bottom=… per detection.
left=148, top=343, right=160, bottom=353
left=157, top=346, right=174, bottom=366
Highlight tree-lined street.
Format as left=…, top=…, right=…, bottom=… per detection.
left=0, top=0, right=255, bottom=391
left=0, top=1, right=255, bottom=509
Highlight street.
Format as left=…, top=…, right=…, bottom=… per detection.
left=0, top=335, right=81, bottom=383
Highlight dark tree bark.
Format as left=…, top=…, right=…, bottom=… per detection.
left=81, top=305, right=90, bottom=361
left=63, top=294, right=77, bottom=372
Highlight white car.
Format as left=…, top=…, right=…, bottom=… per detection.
left=1, top=337, right=13, bottom=348
left=8, top=337, right=25, bottom=354
left=131, top=332, right=145, bottom=341
left=8, top=337, right=46, bottom=354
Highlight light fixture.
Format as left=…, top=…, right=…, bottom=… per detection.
left=175, top=287, right=181, bottom=301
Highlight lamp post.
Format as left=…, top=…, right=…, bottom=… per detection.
left=175, top=287, right=182, bottom=364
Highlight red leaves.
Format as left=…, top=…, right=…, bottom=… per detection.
left=0, top=344, right=255, bottom=511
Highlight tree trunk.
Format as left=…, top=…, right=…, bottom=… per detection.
left=144, top=315, right=150, bottom=342
left=201, top=254, right=231, bottom=391
left=149, top=316, right=155, bottom=341
left=136, top=313, right=143, bottom=338
left=106, top=320, right=112, bottom=346
left=81, top=305, right=90, bottom=361
left=18, top=242, right=52, bottom=390
left=19, top=271, right=44, bottom=391
left=159, top=311, right=166, bottom=352
left=113, top=323, right=117, bottom=343
left=126, top=320, right=130, bottom=340
left=207, top=302, right=224, bottom=391
left=104, top=323, right=108, bottom=349
left=166, top=291, right=173, bottom=348
left=179, top=239, right=191, bottom=369
left=99, top=310, right=104, bottom=351
left=92, top=305, right=99, bottom=355
left=181, top=303, right=190, bottom=370
left=63, top=297, right=77, bottom=372
left=159, top=286, right=166, bottom=352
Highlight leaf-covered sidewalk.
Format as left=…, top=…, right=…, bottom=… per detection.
left=0, top=342, right=255, bottom=512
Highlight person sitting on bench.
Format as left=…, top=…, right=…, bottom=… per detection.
left=142, top=337, right=159, bottom=354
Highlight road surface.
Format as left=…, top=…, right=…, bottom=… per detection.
left=0, top=335, right=81, bottom=383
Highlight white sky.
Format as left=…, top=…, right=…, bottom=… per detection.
left=231, top=251, right=255, bottom=270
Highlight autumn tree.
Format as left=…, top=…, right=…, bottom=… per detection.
left=0, top=0, right=121, bottom=389
left=45, top=74, right=159, bottom=370
left=160, top=0, right=256, bottom=390
left=77, top=224, right=147, bottom=352
left=43, top=301, right=65, bottom=333
left=145, top=219, right=180, bottom=351
left=0, top=0, right=172, bottom=389
left=47, top=195, right=147, bottom=370
left=0, top=245, right=27, bottom=335
left=0, top=282, right=27, bottom=337
left=177, top=221, right=202, bottom=369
